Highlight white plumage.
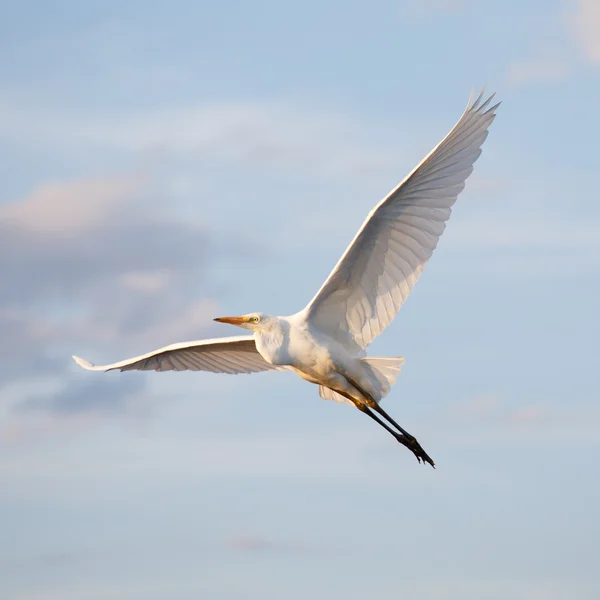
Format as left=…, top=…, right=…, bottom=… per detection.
left=74, top=90, right=500, bottom=467
left=73, top=335, right=283, bottom=374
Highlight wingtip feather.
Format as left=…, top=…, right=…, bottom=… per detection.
left=72, top=355, right=95, bottom=370
left=471, top=87, right=486, bottom=110
left=466, top=87, right=474, bottom=109
left=485, top=100, right=502, bottom=115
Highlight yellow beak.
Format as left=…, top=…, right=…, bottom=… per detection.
left=214, top=316, right=247, bottom=326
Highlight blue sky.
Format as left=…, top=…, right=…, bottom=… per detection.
left=1, top=0, right=599, bottom=598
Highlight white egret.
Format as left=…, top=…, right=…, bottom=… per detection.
left=74, top=90, right=500, bottom=467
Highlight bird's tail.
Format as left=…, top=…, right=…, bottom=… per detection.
left=318, top=356, right=405, bottom=405
left=359, top=356, right=405, bottom=400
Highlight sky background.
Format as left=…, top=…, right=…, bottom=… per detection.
left=1, top=0, right=599, bottom=598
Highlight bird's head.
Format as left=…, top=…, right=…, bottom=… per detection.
left=213, top=312, right=271, bottom=331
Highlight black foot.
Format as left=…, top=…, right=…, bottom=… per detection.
left=397, top=434, right=435, bottom=468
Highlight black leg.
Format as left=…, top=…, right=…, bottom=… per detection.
left=358, top=404, right=432, bottom=465
left=335, top=390, right=435, bottom=467
left=342, top=377, right=436, bottom=468
left=371, top=403, right=415, bottom=439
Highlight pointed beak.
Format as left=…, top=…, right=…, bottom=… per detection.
left=214, top=316, right=246, bottom=327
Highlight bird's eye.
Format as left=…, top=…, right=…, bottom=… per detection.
left=251, top=316, right=259, bottom=323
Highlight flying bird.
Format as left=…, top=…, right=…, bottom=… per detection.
left=74, top=90, right=500, bottom=467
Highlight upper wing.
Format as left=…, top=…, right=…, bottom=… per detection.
left=304, top=90, right=499, bottom=352
left=72, top=335, right=284, bottom=374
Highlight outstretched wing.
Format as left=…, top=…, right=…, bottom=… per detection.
left=72, top=335, right=284, bottom=374
left=304, top=90, right=499, bottom=352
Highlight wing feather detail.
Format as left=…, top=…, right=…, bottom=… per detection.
left=72, top=335, right=284, bottom=375
left=304, top=90, right=499, bottom=351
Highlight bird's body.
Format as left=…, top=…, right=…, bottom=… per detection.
left=252, top=314, right=340, bottom=383
left=252, top=312, right=382, bottom=402
left=74, top=90, right=500, bottom=467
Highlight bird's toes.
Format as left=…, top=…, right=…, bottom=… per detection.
left=411, top=440, right=435, bottom=469
left=422, top=454, right=436, bottom=469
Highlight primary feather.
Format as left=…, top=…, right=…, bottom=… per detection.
left=303, top=90, right=500, bottom=352
left=73, top=335, right=284, bottom=374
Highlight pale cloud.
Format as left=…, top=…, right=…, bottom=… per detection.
left=507, top=56, right=568, bottom=86
left=1, top=580, right=198, bottom=600
left=6, top=575, right=599, bottom=600
left=1, top=412, right=111, bottom=445
left=0, top=99, right=407, bottom=180
left=0, top=176, right=141, bottom=234
left=0, top=375, right=160, bottom=442
left=508, top=405, right=549, bottom=425
left=449, top=395, right=548, bottom=427
left=504, top=0, right=600, bottom=85
left=0, top=174, right=210, bottom=311
left=446, top=396, right=600, bottom=445
left=434, top=213, right=600, bottom=281
left=447, top=217, right=600, bottom=249
left=68, top=298, right=220, bottom=351
left=0, top=423, right=434, bottom=487
left=384, top=577, right=600, bottom=600
left=16, top=375, right=144, bottom=415
left=224, top=534, right=310, bottom=555
left=451, top=394, right=501, bottom=420
left=119, top=271, right=173, bottom=293
left=0, top=309, right=62, bottom=380
left=506, top=0, right=600, bottom=84
left=570, top=0, right=600, bottom=64
left=0, top=173, right=227, bottom=421
left=0, top=175, right=202, bottom=307
left=401, top=0, right=469, bottom=19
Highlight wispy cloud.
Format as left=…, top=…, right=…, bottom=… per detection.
left=15, top=375, right=144, bottom=416
left=505, top=0, right=600, bottom=86
left=570, top=0, right=600, bottom=64
left=436, top=212, right=600, bottom=282
left=1, top=176, right=141, bottom=234
left=450, top=395, right=551, bottom=427
left=507, top=56, right=568, bottom=86
left=446, top=395, right=600, bottom=446
left=508, top=405, right=549, bottom=426
left=0, top=412, right=103, bottom=445
left=224, top=534, right=311, bottom=555
left=447, top=217, right=600, bottom=250
left=0, top=100, right=404, bottom=180
left=0, top=173, right=211, bottom=320
left=451, top=395, right=502, bottom=421
left=0, top=424, right=434, bottom=486
left=400, top=0, right=469, bottom=19
left=0, top=173, right=226, bottom=423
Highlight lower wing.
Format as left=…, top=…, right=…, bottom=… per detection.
left=72, top=335, right=285, bottom=374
